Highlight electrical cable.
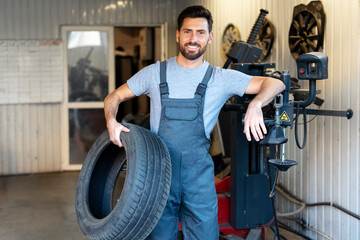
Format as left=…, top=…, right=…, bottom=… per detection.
left=306, top=115, right=317, bottom=124
left=270, top=186, right=281, bottom=240
left=269, top=168, right=279, bottom=198
left=266, top=157, right=281, bottom=240
left=276, top=185, right=306, bottom=217
left=279, top=217, right=333, bottom=240
left=307, top=202, right=360, bottom=221
left=293, top=106, right=321, bottom=125
left=294, top=102, right=307, bottom=149
left=269, top=226, right=288, bottom=240
left=273, top=228, right=277, bottom=240
left=275, top=184, right=360, bottom=221
left=295, top=115, right=317, bottom=125
left=273, top=184, right=359, bottom=239
left=277, top=221, right=313, bottom=240
left=277, top=202, right=305, bottom=217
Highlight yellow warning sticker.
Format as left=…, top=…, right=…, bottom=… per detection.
left=280, top=111, right=290, bottom=122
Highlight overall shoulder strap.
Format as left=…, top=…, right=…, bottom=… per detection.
left=159, top=61, right=169, bottom=97
left=195, top=64, right=213, bottom=98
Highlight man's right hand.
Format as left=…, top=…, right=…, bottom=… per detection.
left=107, top=120, right=130, bottom=147
left=104, top=83, right=136, bottom=147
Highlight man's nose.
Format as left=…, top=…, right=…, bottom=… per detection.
left=190, top=33, right=198, bottom=42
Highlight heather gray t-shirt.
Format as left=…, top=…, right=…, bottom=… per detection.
left=127, top=57, right=252, bottom=138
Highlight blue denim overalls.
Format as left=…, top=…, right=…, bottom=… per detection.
left=147, top=61, right=219, bottom=240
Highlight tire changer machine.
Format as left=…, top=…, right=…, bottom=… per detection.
left=215, top=11, right=353, bottom=240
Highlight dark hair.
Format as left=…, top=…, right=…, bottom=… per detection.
left=177, top=5, right=213, bottom=32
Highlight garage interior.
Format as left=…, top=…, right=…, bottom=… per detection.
left=0, top=0, right=359, bottom=240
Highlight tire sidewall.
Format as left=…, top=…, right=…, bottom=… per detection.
left=76, top=129, right=137, bottom=238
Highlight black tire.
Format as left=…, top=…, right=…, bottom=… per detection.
left=76, top=123, right=171, bottom=240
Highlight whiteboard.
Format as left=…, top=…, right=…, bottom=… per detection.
left=0, top=40, right=63, bottom=104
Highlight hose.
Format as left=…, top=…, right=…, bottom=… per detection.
left=279, top=217, right=333, bottom=240
left=276, top=185, right=306, bottom=217
left=267, top=156, right=281, bottom=240
left=269, top=168, right=279, bottom=198
left=277, top=221, right=313, bottom=240
left=275, top=184, right=360, bottom=221
left=269, top=227, right=288, bottom=240
left=307, top=202, right=360, bottom=221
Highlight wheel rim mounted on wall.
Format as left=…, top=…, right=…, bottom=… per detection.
left=289, top=10, right=323, bottom=59
left=288, top=1, right=326, bottom=59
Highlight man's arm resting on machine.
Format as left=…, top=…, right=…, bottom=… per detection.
left=104, top=83, right=136, bottom=147
left=243, top=76, right=285, bottom=142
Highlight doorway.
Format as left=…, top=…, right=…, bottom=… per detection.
left=114, top=26, right=162, bottom=126
left=62, top=25, right=165, bottom=170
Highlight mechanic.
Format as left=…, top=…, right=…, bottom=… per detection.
left=104, top=5, right=285, bottom=240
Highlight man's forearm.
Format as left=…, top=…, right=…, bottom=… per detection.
left=104, top=92, right=121, bottom=127
left=250, top=77, right=285, bottom=108
left=243, top=77, right=285, bottom=141
left=104, top=83, right=136, bottom=128
left=104, top=86, right=134, bottom=147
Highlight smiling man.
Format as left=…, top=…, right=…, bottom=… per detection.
left=104, top=5, right=285, bottom=240
left=177, top=17, right=212, bottom=61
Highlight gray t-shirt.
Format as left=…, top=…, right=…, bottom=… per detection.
left=127, top=57, right=252, bottom=138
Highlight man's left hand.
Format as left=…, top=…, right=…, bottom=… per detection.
left=243, top=100, right=267, bottom=141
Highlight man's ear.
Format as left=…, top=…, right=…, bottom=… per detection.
left=208, top=31, right=214, bottom=44
left=176, top=30, right=179, bottom=43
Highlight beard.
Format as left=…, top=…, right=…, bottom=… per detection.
left=178, top=42, right=208, bottom=60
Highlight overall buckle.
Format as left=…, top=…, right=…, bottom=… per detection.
left=159, top=82, right=169, bottom=95
left=195, top=83, right=207, bottom=96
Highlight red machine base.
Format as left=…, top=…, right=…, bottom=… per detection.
left=215, top=176, right=266, bottom=239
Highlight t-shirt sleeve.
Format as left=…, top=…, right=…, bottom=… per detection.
left=215, top=68, right=252, bottom=97
left=127, top=63, right=158, bottom=96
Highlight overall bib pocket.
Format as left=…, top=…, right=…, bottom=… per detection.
left=164, top=106, right=198, bottom=121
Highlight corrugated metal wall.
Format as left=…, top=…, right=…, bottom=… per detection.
left=0, top=0, right=177, bottom=40
left=176, top=0, right=359, bottom=239
left=0, top=0, right=359, bottom=238
left=0, top=0, right=178, bottom=175
left=0, top=0, right=179, bottom=57
left=0, top=104, right=62, bottom=174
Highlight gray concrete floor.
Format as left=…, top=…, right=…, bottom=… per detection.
left=0, top=172, right=305, bottom=240
left=0, top=172, right=86, bottom=240
left=264, top=227, right=306, bottom=240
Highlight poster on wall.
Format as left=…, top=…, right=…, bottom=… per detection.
left=0, top=40, right=63, bottom=104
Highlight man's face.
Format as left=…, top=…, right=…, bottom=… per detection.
left=176, top=17, right=213, bottom=60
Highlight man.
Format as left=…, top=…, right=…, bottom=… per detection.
left=104, top=5, right=285, bottom=240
